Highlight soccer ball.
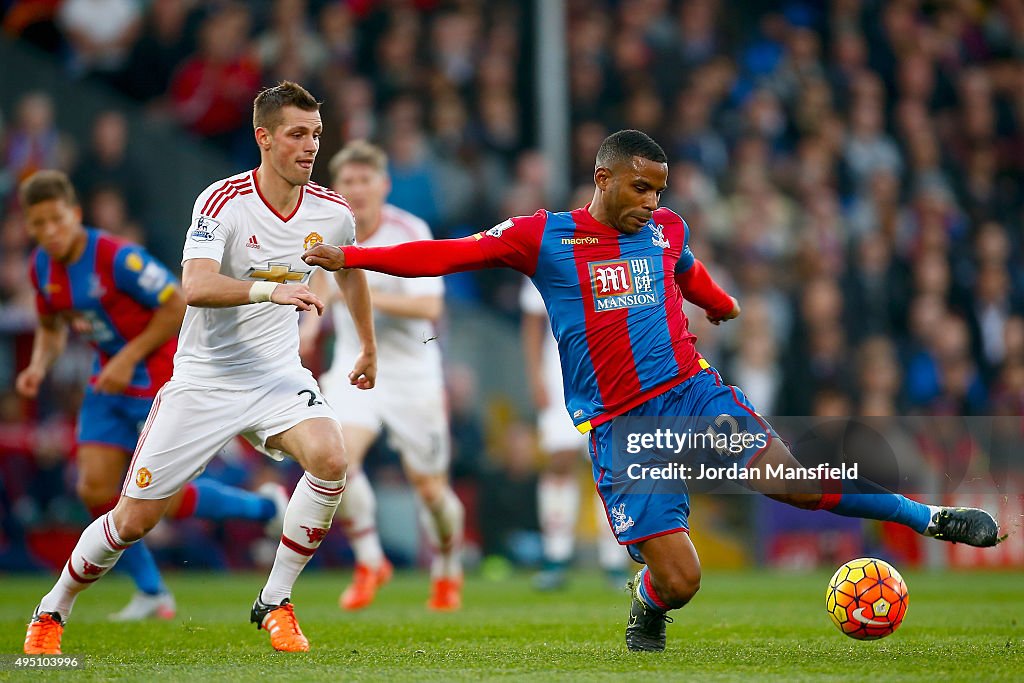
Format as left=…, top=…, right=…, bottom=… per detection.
left=826, top=557, right=909, bottom=640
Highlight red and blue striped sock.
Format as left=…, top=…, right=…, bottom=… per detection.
left=635, top=566, right=670, bottom=612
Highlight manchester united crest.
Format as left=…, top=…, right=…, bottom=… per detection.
left=304, top=231, right=324, bottom=250
left=136, top=467, right=153, bottom=488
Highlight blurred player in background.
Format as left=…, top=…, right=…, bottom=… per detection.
left=301, top=140, right=464, bottom=611
left=520, top=279, right=627, bottom=590
left=24, top=81, right=376, bottom=655
left=16, top=170, right=287, bottom=623
left=305, top=129, right=1003, bottom=653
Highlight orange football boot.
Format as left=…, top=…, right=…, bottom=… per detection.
left=426, top=576, right=463, bottom=611
left=339, top=558, right=393, bottom=610
left=250, top=597, right=309, bottom=652
left=24, top=611, right=63, bottom=655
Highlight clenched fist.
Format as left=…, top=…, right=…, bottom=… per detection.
left=302, top=244, right=347, bottom=271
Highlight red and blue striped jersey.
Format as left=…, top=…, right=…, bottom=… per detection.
left=474, top=206, right=702, bottom=430
left=28, top=229, right=178, bottom=398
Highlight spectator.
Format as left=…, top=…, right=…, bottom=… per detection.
left=383, top=99, right=441, bottom=227
left=71, top=110, right=146, bottom=218
left=168, top=3, right=260, bottom=159
left=3, top=0, right=64, bottom=54
left=255, top=0, right=326, bottom=85
left=841, top=236, right=909, bottom=343
left=318, top=2, right=357, bottom=76
left=668, top=87, right=729, bottom=181
left=115, top=0, right=199, bottom=104
left=58, top=0, right=142, bottom=79
left=969, top=263, right=1018, bottom=372
left=842, top=95, right=903, bottom=196
left=727, top=295, right=781, bottom=415
left=84, top=184, right=143, bottom=244
left=1, top=92, right=70, bottom=204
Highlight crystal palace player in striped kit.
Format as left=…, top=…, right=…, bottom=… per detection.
left=17, top=170, right=288, bottom=627
left=304, top=130, right=1003, bottom=652
left=25, top=82, right=376, bottom=655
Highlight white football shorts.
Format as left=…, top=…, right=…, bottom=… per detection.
left=122, top=368, right=338, bottom=500
left=538, top=401, right=588, bottom=455
left=321, top=369, right=450, bottom=475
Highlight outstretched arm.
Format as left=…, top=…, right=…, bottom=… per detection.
left=304, top=211, right=548, bottom=276
left=303, top=236, right=492, bottom=277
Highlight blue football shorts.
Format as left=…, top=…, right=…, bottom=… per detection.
left=77, top=386, right=154, bottom=453
left=588, top=364, right=776, bottom=564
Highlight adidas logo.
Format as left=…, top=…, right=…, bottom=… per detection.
left=247, top=235, right=261, bottom=249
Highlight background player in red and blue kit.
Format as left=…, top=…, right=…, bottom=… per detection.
left=17, top=170, right=286, bottom=622
left=303, top=130, right=1003, bottom=652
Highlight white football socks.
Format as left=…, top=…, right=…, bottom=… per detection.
left=538, top=474, right=579, bottom=564
left=418, top=487, right=464, bottom=579
left=39, top=512, right=134, bottom=620
left=261, top=472, right=345, bottom=605
left=337, top=469, right=385, bottom=568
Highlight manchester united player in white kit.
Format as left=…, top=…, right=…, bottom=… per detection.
left=24, top=81, right=377, bottom=655
left=301, top=140, right=463, bottom=611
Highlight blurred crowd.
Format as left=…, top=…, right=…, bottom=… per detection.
left=1, top=0, right=1023, bottom=569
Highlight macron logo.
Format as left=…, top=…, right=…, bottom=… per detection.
left=247, top=235, right=261, bottom=249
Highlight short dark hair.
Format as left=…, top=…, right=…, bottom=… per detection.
left=595, top=129, right=667, bottom=169
left=253, top=81, right=320, bottom=131
left=19, top=169, right=78, bottom=208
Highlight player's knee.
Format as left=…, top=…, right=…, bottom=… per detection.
left=659, top=571, right=701, bottom=607
left=307, top=447, right=348, bottom=482
left=111, top=505, right=162, bottom=543
left=414, top=477, right=445, bottom=507
left=322, top=454, right=348, bottom=482
left=651, top=560, right=701, bottom=607
left=295, top=427, right=348, bottom=481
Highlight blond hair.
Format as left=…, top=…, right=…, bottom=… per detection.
left=329, top=140, right=388, bottom=181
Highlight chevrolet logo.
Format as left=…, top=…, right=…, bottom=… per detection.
left=245, top=262, right=311, bottom=283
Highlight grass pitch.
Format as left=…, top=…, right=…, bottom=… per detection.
left=0, top=569, right=1021, bottom=681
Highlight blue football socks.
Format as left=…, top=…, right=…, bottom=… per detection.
left=116, top=542, right=166, bottom=596
left=192, top=479, right=276, bottom=521
left=826, top=478, right=933, bottom=533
